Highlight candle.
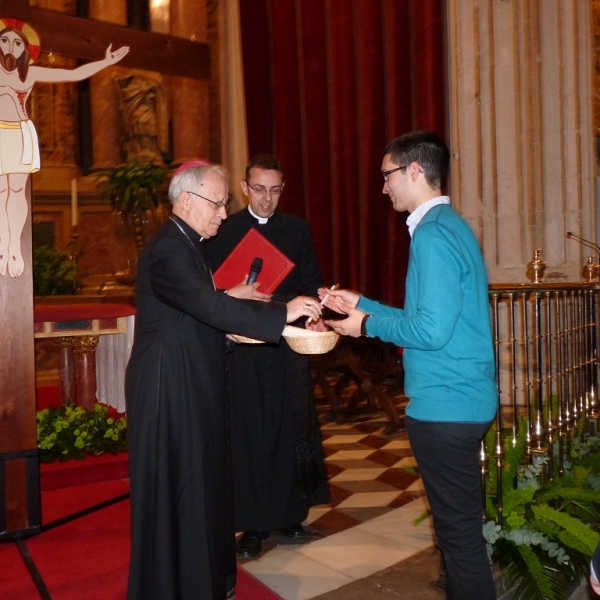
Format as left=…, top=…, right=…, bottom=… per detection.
left=71, top=178, right=78, bottom=227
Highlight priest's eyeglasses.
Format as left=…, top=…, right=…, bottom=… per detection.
left=382, top=165, right=408, bottom=181
left=186, top=190, right=231, bottom=211
left=246, top=183, right=284, bottom=197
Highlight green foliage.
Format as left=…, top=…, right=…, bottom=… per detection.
left=400, top=465, right=419, bottom=476
left=96, top=160, right=169, bottom=213
left=504, top=427, right=527, bottom=487
left=509, top=543, right=570, bottom=600
left=482, top=417, right=600, bottom=600
left=531, top=505, right=600, bottom=556
left=33, top=245, right=84, bottom=296
left=37, top=403, right=127, bottom=462
left=570, top=432, right=600, bottom=474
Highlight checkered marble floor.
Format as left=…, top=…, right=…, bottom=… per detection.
left=306, top=415, right=426, bottom=537
left=239, top=397, right=439, bottom=600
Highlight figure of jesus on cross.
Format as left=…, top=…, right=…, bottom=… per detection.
left=0, top=17, right=128, bottom=277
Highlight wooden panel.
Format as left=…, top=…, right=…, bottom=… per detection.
left=0, top=178, right=37, bottom=534
left=0, top=0, right=28, bottom=20
left=0, top=1, right=210, bottom=81
left=4, top=459, right=28, bottom=533
left=34, top=316, right=127, bottom=338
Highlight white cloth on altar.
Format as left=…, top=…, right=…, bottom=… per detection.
left=96, top=315, right=135, bottom=413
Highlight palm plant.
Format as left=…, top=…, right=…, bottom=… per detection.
left=96, top=160, right=168, bottom=213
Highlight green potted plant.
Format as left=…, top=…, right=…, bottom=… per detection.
left=96, top=160, right=168, bottom=215
left=33, top=244, right=84, bottom=297
left=37, top=402, right=127, bottom=462
left=96, top=160, right=169, bottom=283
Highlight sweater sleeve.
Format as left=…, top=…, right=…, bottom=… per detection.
left=366, top=223, right=466, bottom=350
left=357, top=296, right=404, bottom=319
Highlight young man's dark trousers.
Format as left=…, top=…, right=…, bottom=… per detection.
left=406, top=416, right=496, bottom=600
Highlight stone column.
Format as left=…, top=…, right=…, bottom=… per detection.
left=89, top=0, right=128, bottom=170
left=219, top=0, right=248, bottom=211
left=170, top=0, right=210, bottom=165
left=446, top=0, right=595, bottom=283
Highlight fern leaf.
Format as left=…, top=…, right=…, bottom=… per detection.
left=515, top=545, right=565, bottom=600
left=531, top=505, right=600, bottom=555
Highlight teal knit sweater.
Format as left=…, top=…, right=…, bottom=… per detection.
left=358, top=204, right=497, bottom=423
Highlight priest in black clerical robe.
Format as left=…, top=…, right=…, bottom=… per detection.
left=206, top=155, right=329, bottom=558
left=125, top=162, right=322, bottom=600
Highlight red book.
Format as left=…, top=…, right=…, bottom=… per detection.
left=213, top=228, right=295, bottom=293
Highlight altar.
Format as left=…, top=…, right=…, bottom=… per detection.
left=34, top=303, right=136, bottom=412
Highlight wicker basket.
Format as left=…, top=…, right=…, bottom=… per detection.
left=228, top=334, right=265, bottom=344
left=282, top=325, right=340, bottom=354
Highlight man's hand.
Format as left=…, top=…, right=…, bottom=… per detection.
left=318, top=287, right=360, bottom=313
left=305, top=318, right=328, bottom=332
left=286, top=296, right=322, bottom=323
left=226, top=279, right=272, bottom=302
left=325, top=306, right=365, bottom=337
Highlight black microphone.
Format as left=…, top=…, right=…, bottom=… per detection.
left=246, top=257, right=263, bottom=284
left=566, top=232, right=600, bottom=256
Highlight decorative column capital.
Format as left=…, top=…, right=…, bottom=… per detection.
left=71, top=335, right=99, bottom=355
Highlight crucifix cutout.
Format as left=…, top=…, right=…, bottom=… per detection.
left=0, top=0, right=210, bottom=537
left=0, top=19, right=129, bottom=277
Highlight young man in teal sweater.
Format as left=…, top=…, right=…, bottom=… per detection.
left=322, top=131, right=497, bottom=599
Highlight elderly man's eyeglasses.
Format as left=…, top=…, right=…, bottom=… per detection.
left=382, top=165, right=408, bottom=181
left=246, top=182, right=284, bottom=197
left=186, top=190, right=231, bottom=211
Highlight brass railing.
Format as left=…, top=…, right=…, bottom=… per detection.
left=486, top=282, right=600, bottom=525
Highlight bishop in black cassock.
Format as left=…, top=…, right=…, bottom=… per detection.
left=125, top=163, right=322, bottom=600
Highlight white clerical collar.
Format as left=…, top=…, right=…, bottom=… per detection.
left=406, top=196, right=450, bottom=237
left=247, top=205, right=272, bottom=224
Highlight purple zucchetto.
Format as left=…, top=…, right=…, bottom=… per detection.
left=172, top=160, right=209, bottom=179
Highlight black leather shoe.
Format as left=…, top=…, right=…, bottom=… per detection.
left=225, top=589, right=236, bottom=600
left=236, top=531, right=268, bottom=559
left=278, top=522, right=305, bottom=538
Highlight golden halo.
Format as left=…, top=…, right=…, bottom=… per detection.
left=0, top=18, right=41, bottom=64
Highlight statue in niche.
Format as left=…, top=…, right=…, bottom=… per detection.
left=114, top=70, right=170, bottom=164
left=0, top=17, right=128, bottom=277
left=32, top=52, right=79, bottom=165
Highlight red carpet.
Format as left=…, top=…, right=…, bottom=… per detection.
left=1, top=389, right=282, bottom=599
left=1, top=480, right=281, bottom=599
left=41, top=452, right=130, bottom=493
left=0, top=480, right=131, bottom=600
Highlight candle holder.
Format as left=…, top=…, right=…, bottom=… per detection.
left=526, top=249, right=546, bottom=284
left=67, top=225, right=84, bottom=281
left=582, top=256, right=600, bottom=282
left=68, top=226, right=81, bottom=260
left=71, top=178, right=79, bottom=230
